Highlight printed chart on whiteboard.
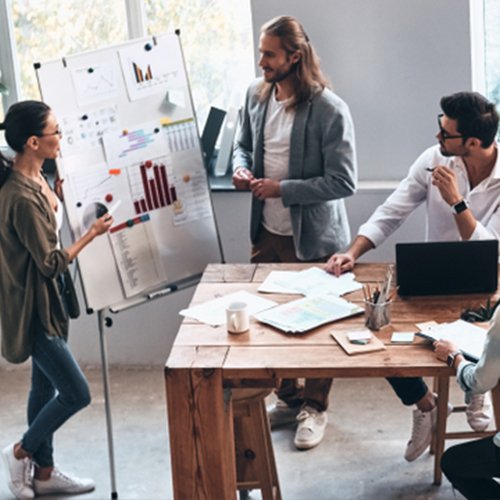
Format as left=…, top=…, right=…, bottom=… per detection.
left=35, top=33, right=222, bottom=311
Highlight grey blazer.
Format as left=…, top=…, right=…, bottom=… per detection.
left=233, top=79, right=358, bottom=261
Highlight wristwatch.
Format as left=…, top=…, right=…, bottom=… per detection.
left=447, top=350, right=462, bottom=368
left=452, top=199, right=469, bottom=214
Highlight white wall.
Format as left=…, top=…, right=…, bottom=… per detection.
left=0, top=0, right=471, bottom=367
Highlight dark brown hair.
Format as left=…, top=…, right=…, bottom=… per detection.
left=258, top=16, right=330, bottom=108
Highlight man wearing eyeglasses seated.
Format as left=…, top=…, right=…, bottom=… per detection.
left=325, top=91, right=500, bottom=462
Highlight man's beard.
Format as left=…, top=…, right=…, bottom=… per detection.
left=264, top=63, right=296, bottom=83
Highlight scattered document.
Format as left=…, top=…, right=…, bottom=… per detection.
left=179, top=290, right=277, bottom=326
left=416, top=319, right=487, bottom=361
left=254, top=294, right=364, bottom=334
left=260, top=267, right=362, bottom=297
left=258, top=271, right=303, bottom=294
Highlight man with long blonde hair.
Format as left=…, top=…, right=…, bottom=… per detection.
left=232, top=15, right=357, bottom=450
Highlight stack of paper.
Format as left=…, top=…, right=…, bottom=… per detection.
left=179, top=290, right=277, bottom=326
left=254, top=294, right=364, bottom=334
left=258, top=267, right=362, bottom=297
left=416, top=319, right=488, bottom=361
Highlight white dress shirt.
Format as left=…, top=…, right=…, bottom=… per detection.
left=358, top=144, right=500, bottom=246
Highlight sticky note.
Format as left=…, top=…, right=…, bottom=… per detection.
left=391, top=332, right=415, bottom=344
left=347, top=330, right=372, bottom=343
left=416, top=321, right=439, bottom=332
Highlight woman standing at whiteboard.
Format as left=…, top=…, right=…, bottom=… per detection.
left=0, top=100, right=113, bottom=499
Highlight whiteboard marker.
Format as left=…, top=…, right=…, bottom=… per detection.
left=147, top=285, right=178, bottom=300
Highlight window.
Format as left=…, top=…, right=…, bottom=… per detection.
left=484, top=0, right=500, bottom=105
left=12, top=0, right=127, bottom=100
left=0, top=0, right=254, bottom=138
left=144, top=0, right=254, bottom=127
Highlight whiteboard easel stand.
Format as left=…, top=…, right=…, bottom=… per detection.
left=97, top=308, right=119, bottom=500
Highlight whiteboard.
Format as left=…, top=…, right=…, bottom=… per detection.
left=36, top=34, right=222, bottom=311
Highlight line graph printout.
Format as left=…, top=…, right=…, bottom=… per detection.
left=71, top=62, right=120, bottom=107
left=108, top=214, right=167, bottom=297
left=67, top=164, right=132, bottom=235
left=119, top=40, right=184, bottom=101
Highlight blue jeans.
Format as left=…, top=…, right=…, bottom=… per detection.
left=21, top=326, right=90, bottom=467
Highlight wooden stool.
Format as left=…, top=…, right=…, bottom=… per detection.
left=232, top=389, right=282, bottom=500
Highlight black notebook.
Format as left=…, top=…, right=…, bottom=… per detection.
left=396, top=240, right=498, bottom=296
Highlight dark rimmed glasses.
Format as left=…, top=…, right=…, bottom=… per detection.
left=38, top=127, right=63, bottom=139
left=437, top=113, right=463, bottom=141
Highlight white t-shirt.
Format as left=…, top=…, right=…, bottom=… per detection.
left=262, top=91, right=295, bottom=236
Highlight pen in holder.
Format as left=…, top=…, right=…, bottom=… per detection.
left=362, top=265, right=395, bottom=330
left=364, top=299, right=392, bottom=331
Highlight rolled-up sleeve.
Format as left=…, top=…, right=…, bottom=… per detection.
left=457, top=309, right=500, bottom=394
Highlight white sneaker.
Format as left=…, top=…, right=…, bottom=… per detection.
left=466, top=392, right=492, bottom=432
left=293, top=405, right=328, bottom=450
left=405, top=402, right=453, bottom=462
left=404, top=408, right=434, bottom=462
left=267, top=399, right=301, bottom=429
left=33, top=468, right=95, bottom=496
left=1, top=443, right=34, bottom=500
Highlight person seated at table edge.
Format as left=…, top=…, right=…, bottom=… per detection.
left=434, top=306, right=500, bottom=499
left=325, top=91, right=499, bottom=462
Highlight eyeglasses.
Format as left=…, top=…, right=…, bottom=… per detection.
left=38, top=127, right=63, bottom=139
left=437, top=114, right=463, bottom=141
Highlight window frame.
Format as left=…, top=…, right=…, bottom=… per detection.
left=469, top=0, right=486, bottom=95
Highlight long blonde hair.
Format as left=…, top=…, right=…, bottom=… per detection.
left=258, top=16, right=330, bottom=109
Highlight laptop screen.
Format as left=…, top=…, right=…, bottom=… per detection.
left=396, top=240, right=499, bottom=296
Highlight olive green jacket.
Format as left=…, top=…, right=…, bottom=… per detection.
left=0, top=171, right=69, bottom=363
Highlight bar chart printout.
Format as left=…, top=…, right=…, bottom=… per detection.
left=129, top=160, right=178, bottom=215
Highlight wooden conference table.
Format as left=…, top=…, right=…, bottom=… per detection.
left=164, top=263, right=500, bottom=499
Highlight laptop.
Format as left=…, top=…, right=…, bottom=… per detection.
left=395, top=240, right=498, bottom=296
left=201, top=106, right=226, bottom=170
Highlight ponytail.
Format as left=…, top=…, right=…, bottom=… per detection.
left=0, top=100, right=51, bottom=188
left=0, top=150, right=13, bottom=188
left=0, top=121, right=13, bottom=188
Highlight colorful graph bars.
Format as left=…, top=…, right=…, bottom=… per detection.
left=133, top=162, right=177, bottom=214
left=132, top=62, right=153, bottom=83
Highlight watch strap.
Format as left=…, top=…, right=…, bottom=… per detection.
left=447, top=350, right=462, bottom=368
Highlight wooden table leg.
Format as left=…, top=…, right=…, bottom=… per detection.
left=165, top=367, right=237, bottom=499
left=433, top=376, right=450, bottom=486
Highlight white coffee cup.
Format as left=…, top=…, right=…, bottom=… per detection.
left=226, top=301, right=249, bottom=334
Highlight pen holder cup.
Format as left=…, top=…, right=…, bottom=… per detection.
left=364, top=299, right=392, bottom=331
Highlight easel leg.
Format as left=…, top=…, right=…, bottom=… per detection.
left=98, top=309, right=119, bottom=499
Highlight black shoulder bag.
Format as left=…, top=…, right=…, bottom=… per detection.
left=61, top=268, right=81, bottom=319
